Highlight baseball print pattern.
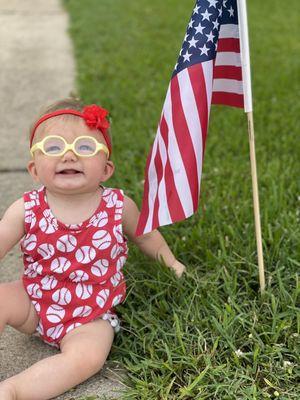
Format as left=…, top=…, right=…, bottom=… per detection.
left=21, top=186, right=128, bottom=347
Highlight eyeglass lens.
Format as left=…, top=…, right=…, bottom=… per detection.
left=43, top=137, right=65, bottom=155
left=74, top=137, right=97, bottom=155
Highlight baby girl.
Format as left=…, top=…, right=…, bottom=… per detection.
left=0, top=98, right=186, bottom=400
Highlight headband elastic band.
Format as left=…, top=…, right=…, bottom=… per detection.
left=30, top=105, right=112, bottom=156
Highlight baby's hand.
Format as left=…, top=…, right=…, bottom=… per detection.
left=170, top=260, right=186, bottom=278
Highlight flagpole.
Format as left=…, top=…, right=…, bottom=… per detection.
left=237, top=0, right=265, bottom=293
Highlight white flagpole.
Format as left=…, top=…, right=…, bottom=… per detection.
left=237, top=0, right=265, bottom=293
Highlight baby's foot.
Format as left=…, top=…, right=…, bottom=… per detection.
left=0, top=381, right=16, bottom=400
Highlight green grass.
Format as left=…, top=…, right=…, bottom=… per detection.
left=63, top=0, right=299, bottom=398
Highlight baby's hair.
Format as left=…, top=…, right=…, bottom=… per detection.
left=41, top=97, right=84, bottom=113
left=29, top=97, right=112, bottom=150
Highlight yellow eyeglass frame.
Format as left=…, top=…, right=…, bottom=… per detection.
left=30, top=135, right=110, bottom=158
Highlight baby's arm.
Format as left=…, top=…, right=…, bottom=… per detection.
left=123, top=196, right=186, bottom=277
left=0, top=198, right=25, bottom=260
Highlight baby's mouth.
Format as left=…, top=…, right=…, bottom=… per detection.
left=57, top=169, right=83, bottom=175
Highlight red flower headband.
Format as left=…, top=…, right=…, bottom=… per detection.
left=30, top=104, right=112, bottom=156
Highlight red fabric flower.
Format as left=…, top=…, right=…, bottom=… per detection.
left=82, top=104, right=110, bottom=134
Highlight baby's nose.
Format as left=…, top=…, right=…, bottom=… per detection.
left=62, top=149, right=78, bottom=161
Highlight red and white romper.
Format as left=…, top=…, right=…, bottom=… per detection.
left=20, top=186, right=128, bottom=348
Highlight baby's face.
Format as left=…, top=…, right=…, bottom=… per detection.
left=27, top=116, right=114, bottom=195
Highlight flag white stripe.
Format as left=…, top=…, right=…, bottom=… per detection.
left=157, top=132, right=172, bottom=226
left=215, top=52, right=241, bottom=67
left=213, top=78, right=243, bottom=94
left=163, top=86, right=194, bottom=217
left=202, top=60, right=214, bottom=115
left=219, top=24, right=239, bottom=39
left=177, top=68, right=203, bottom=190
left=144, top=137, right=159, bottom=233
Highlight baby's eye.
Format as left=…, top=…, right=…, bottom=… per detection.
left=45, top=145, right=61, bottom=154
left=79, top=144, right=93, bottom=151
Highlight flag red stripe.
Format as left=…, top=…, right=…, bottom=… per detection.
left=171, top=76, right=199, bottom=211
left=217, top=38, right=240, bottom=53
left=188, top=63, right=208, bottom=156
left=213, top=65, right=242, bottom=80
left=212, top=91, right=244, bottom=108
left=160, top=115, right=186, bottom=222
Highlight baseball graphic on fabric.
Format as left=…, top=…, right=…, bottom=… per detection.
left=37, top=243, right=55, bottom=260
left=27, top=283, right=42, bottom=299
left=69, top=270, right=89, bottom=282
left=25, top=255, right=34, bottom=263
left=113, top=224, right=124, bottom=243
left=103, top=191, right=117, bottom=208
left=91, top=259, right=109, bottom=277
left=88, top=211, right=108, bottom=227
left=96, top=288, right=110, bottom=308
left=25, top=262, right=43, bottom=278
left=112, top=294, right=123, bottom=307
left=117, top=256, right=126, bottom=271
left=32, top=300, right=41, bottom=313
left=52, top=288, right=72, bottom=305
left=47, top=324, right=64, bottom=340
left=110, top=272, right=123, bottom=287
left=36, top=320, right=44, bottom=336
left=25, top=210, right=36, bottom=227
left=75, top=246, right=96, bottom=264
left=23, top=234, right=37, bottom=251
left=56, top=234, right=77, bottom=252
left=24, top=201, right=32, bottom=211
left=92, top=230, right=112, bottom=250
left=114, top=200, right=123, bottom=221
left=39, top=217, right=57, bottom=234
left=50, top=257, right=71, bottom=274
left=41, top=275, right=58, bottom=290
left=29, top=191, right=40, bottom=204
left=72, top=306, right=92, bottom=318
left=46, top=304, right=65, bottom=323
left=66, top=322, right=82, bottom=334
left=110, top=243, right=121, bottom=259
left=75, top=283, right=93, bottom=299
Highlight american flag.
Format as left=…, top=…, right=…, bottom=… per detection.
left=136, top=0, right=244, bottom=235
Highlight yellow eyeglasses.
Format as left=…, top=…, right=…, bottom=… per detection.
left=30, top=135, right=109, bottom=158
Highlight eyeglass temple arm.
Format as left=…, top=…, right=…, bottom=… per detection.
left=30, top=143, right=41, bottom=156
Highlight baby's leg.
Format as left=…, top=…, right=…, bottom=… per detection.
left=0, top=318, right=114, bottom=400
left=0, top=280, right=38, bottom=334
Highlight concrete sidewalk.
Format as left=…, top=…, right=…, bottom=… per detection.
left=0, top=1, right=124, bottom=398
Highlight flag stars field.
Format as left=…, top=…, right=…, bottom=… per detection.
left=206, top=31, right=215, bottom=42
left=207, top=0, right=218, bottom=7
left=195, top=22, right=205, bottom=34
left=193, top=5, right=200, bottom=14
left=228, top=5, right=235, bottom=17
left=212, top=19, right=220, bottom=29
left=201, top=9, right=213, bottom=21
left=200, top=44, right=210, bottom=55
left=188, top=37, right=198, bottom=48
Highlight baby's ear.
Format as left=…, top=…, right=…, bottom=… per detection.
left=27, top=159, right=40, bottom=182
left=101, top=160, right=115, bottom=182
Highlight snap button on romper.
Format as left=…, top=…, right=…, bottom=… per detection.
left=20, top=186, right=128, bottom=347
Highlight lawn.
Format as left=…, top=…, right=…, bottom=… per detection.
left=63, top=0, right=299, bottom=398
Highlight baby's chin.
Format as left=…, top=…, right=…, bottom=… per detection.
left=44, top=178, right=102, bottom=196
